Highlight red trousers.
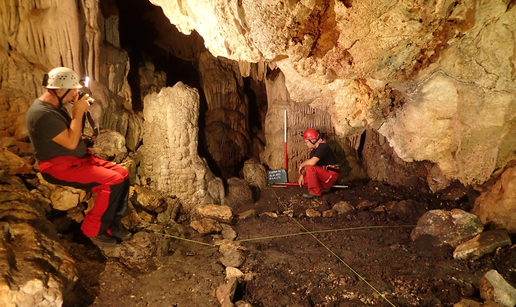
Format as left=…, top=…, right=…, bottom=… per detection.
left=303, top=165, right=340, bottom=196
left=38, top=154, right=129, bottom=237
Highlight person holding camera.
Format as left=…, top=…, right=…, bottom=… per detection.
left=26, top=67, right=131, bottom=247
left=298, top=128, right=341, bottom=198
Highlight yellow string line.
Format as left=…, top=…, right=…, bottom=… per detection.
left=270, top=188, right=398, bottom=307
left=155, top=224, right=414, bottom=248
left=155, top=233, right=217, bottom=247
left=236, top=225, right=414, bottom=243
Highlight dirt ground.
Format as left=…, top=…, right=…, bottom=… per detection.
left=62, top=180, right=516, bottom=307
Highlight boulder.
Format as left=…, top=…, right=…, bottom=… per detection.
left=411, top=209, right=484, bottom=247
left=131, top=185, right=165, bottom=212
left=224, top=177, right=254, bottom=208
left=90, top=130, right=128, bottom=163
left=195, top=204, right=234, bottom=223
left=190, top=218, right=222, bottom=234
left=472, top=166, right=516, bottom=233
left=37, top=173, right=87, bottom=211
left=243, top=159, right=268, bottom=189
left=101, top=232, right=170, bottom=272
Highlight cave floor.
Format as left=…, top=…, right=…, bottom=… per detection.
left=63, top=180, right=515, bottom=307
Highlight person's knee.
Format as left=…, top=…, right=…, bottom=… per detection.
left=104, top=172, right=126, bottom=186
left=305, top=165, right=317, bottom=173
left=120, top=168, right=129, bottom=179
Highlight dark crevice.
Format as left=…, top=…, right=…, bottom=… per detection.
left=113, top=0, right=222, bottom=171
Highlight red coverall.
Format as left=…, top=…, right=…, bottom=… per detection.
left=38, top=154, right=129, bottom=238
left=303, top=165, right=340, bottom=196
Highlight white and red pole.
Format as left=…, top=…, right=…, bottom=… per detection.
left=284, top=109, right=288, bottom=172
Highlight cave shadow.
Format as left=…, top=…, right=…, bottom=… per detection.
left=325, top=138, right=351, bottom=180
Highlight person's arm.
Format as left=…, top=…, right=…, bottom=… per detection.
left=52, top=96, right=90, bottom=150
left=298, top=156, right=320, bottom=174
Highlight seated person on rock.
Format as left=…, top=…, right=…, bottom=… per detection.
left=298, top=129, right=340, bottom=199
left=26, top=67, right=131, bottom=247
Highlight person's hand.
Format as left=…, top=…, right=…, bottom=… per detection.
left=72, top=94, right=91, bottom=115
left=298, top=174, right=304, bottom=186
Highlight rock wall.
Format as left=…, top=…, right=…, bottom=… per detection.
left=0, top=176, right=78, bottom=307
left=1, top=0, right=516, bottom=189
left=152, top=0, right=516, bottom=187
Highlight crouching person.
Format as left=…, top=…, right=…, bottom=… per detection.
left=298, top=129, right=340, bottom=198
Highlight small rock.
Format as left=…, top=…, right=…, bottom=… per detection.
left=322, top=209, right=334, bottom=217
left=216, top=277, right=238, bottom=304
left=479, top=270, right=516, bottom=307
left=306, top=208, right=321, bottom=217
left=190, top=218, right=222, bottom=234
left=356, top=200, right=378, bottom=210
left=333, top=201, right=354, bottom=215
left=196, top=204, right=234, bottom=223
left=132, top=185, right=165, bottom=212
left=222, top=224, right=238, bottom=241
left=226, top=267, right=244, bottom=280
left=237, top=209, right=256, bottom=219
left=243, top=159, right=267, bottom=188
left=220, top=250, right=246, bottom=268
left=259, top=212, right=278, bottom=218
left=452, top=298, right=485, bottom=307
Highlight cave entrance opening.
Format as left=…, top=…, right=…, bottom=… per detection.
left=112, top=0, right=217, bottom=177
left=112, top=0, right=268, bottom=179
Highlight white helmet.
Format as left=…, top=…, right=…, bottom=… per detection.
left=45, top=67, right=83, bottom=89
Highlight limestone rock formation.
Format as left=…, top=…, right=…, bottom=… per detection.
left=141, top=83, right=224, bottom=210
left=138, top=61, right=167, bottom=105
left=152, top=0, right=516, bottom=187
left=0, top=176, right=78, bottom=307
left=199, top=52, right=252, bottom=178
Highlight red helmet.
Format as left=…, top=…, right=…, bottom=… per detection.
left=302, top=129, right=319, bottom=142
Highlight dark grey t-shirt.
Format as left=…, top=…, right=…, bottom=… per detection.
left=26, top=99, right=88, bottom=161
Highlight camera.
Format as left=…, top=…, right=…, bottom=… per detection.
left=78, top=91, right=95, bottom=105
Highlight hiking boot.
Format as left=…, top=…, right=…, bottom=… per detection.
left=321, top=188, right=331, bottom=194
left=303, top=192, right=320, bottom=199
left=110, top=227, right=132, bottom=241
left=90, top=234, right=117, bottom=247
